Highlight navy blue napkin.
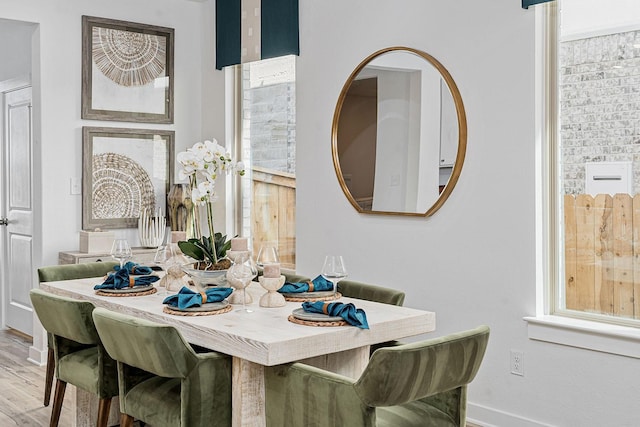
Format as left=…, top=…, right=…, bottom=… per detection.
left=278, top=275, right=333, bottom=293
left=302, top=301, right=369, bottom=329
left=94, top=268, right=159, bottom=290
left=114, top=261, right=153, bottom=275
left=163, top=286, right=233, bottom=309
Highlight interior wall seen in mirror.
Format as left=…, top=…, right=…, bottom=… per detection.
left=337, top=78, right=377, bottom=210
left=364, top=52, right=443, bottom=213
left=439, top=79, right=458, bottom=188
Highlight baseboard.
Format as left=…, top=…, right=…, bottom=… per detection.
left=467, top=402, right=556, bottom=427
left=27, top=345, right=47, bottom=366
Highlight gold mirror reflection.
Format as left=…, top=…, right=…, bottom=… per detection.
left=331, top=47, right=467, bottom=216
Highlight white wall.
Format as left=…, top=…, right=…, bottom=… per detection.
left=0, top=18, right=33, bottom=82
left=0, top=0, right=226, bottom=266
left=296, top=1, right=640, bottom=426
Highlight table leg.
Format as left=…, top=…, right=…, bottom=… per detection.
left=232, top=357, right=266, bottom=427
left=75, top=387, right=120, bottom=427
left=301, top=346, right=370, bottom=379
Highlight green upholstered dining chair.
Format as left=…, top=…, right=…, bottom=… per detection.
left=92, top=307, right=232, bottom=427
left=337, top=279, right=405, bottom=306
left=37, top=262, right=117, bottom=407
left=29, top=288, right=119, bottom=427
left=265, top=325, right=490, bottom=427
left=281, top=268, right=312, bottom=284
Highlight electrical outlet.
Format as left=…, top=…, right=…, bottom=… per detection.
left=510, top=350, right=524, bottom=376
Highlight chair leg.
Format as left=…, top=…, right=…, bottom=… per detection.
left=43, top=347, right=55, bottom=406
left=120, top=413, right=135, bottom=427
left=96, top=397, right=112, bottom=427
left=49, top=379, right=66, bottom=427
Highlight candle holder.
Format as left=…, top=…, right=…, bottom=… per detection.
left=227, top=250, right=249, bottom=264
left=258, top=275, right=286, bottom=307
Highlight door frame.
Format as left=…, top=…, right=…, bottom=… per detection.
left=0, top=20, right=44, bottom=365
left=1, top=76, right=45, bottom=365
left=0, top=75, right=32, bottom=329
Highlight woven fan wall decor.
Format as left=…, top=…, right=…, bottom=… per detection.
left=92, top=27, right=166, bottom=87
left=81, top=16, right=174, bottom=123
left=92, top=152, right=156, bottom=220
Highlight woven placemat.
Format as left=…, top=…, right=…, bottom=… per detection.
left=287, top=314, right=348, bottom=327
left=163, top=304, right=233, bottom=316
left=96, top=288, right=158, bottom=297
left=284, top=292, right=342, bottom=303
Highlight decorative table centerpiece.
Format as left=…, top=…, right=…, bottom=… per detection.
left=176, top=139, right=244, bottom=288
left=227, top=237, right=254, bottom=305
left=258, top=262, right=286, bottom=308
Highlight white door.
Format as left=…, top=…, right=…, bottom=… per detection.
left=1, top=86, right=34, bottom=335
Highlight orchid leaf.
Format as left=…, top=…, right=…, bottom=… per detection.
left=178, top=233, right=232, bottom=264
left=178, top=241, right=204, bottom=261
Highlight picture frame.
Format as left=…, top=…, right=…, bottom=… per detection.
left=81, top=16, right=174, bottom=123
left=82, top=127, right=174, bottom=230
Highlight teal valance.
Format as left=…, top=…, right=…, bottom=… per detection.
left=522, top=0, right=554, bottom=8
left=216, top=0, right=299, bottom=70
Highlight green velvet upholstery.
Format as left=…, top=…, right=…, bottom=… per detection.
left=31, top=289, right=99, bottom=345
left=29, top=289, right=119, bottom=426
left=92, top=307, right=232, bottom=427
left=337, top=279, right=405, bottom=306
left=38, top=261, right=119, bottom=283
left=282, top=269, right=312, bottom=284
left=265, top=325, right=490, bottom=427
left=37, top=262, right=119, bottom=406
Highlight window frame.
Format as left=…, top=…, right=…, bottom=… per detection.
left=548, top=2, right=640, bottom=328
left=230, top=57, right=297, bottom=268
left=528, top=1, right=640, bottom=357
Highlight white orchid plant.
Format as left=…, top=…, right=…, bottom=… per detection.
left=176, top=139, right=244, bottom=266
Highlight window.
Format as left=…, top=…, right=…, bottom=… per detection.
left=236, top=55, right=296, bottom=269
left=551, top=0, right=640, bottom=325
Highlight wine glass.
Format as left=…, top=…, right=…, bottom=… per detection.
left=111, top=239, right=132, bottom=269
left=321, top=255, right=347, bottom=295
left=256, top=242, right=280, bottom=273
left=154, top=244, right=175, bottom=271
left=228, top=253, right=258, bottom=313
left=154, top=244, right=175, bottom=295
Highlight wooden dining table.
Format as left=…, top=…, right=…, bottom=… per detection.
left=40, top=276, right=436, bottom=427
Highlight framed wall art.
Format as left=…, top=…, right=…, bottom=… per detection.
left=81, top=16, right=174, bottom=123
left=82, top=127, right=174, bottom=230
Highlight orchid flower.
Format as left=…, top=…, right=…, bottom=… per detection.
left=176, top=138, right=245, bottom=265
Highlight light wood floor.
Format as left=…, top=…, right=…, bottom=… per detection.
left=0, top=328, right=74, bottom=426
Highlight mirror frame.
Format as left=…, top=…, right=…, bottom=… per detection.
left=331, top=46, right=467, bottom=217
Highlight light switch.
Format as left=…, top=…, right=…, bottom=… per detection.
left=70, top=177, right=81, bottom=195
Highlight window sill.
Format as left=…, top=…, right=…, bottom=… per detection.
left=525, top=315, right=640, bottom=358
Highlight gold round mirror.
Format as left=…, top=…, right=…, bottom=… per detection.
left=331, top=46, right=467, bottom=216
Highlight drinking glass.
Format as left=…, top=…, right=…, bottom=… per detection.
left=321, top=255, right=347, bottom=295
left=110, top=239, right=132, bottom=269
left=228, top=253, right=258, bottom=313
left=154, top=244, right=175, bottom=295
left=154, top=244, right=175, bottom=270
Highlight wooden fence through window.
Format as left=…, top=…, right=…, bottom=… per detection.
left=564, top=194, right=640, bottom=318
left=251, top=167, right=296, bottom=269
